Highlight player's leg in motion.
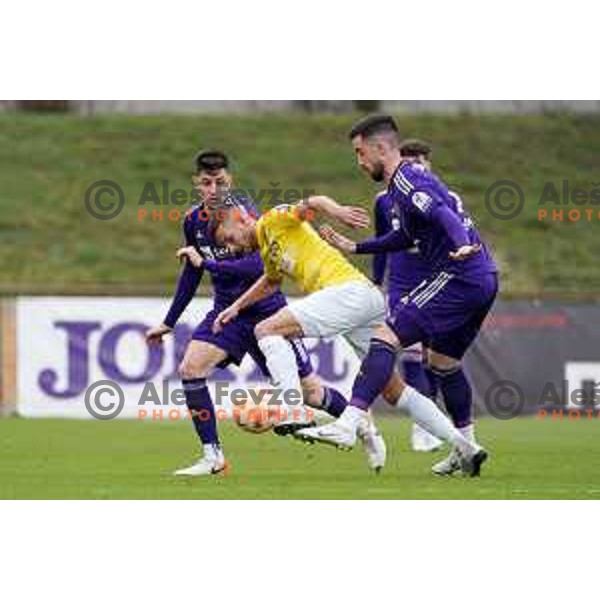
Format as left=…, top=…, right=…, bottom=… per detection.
left=173, top=340, right=229, bottom=476
left=428, top=354, right=474, bottom=439
left=269, top=339, right=350, bottom=431
left=403, top=343, right=444, bottom=452
left=254, top=308, right=307, bottom=419
left=296, top=365, right=348, bottom=418
left=296, top=370, right=385, bottom=469
left=255, top=306, right=386, bottom=472
left=300, top=322, right=487, bottom=476
left=428, top=351, right=476, bottom=475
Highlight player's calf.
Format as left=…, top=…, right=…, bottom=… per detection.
left=174, top=341, right=228, bottom=476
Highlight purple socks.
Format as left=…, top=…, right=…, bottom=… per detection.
left=431, top=365, right=473, bottom=428
left=350, top=339, right=397, bottom=410
left=182, top=378, right=220, bottom=446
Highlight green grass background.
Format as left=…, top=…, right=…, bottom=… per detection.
left=2, top=112, right=599, bottom=297
left=1, top=416, right=598, bottom=499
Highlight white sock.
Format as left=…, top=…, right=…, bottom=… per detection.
left=257, top=335, right=303, bottom=412
left=395, top=386, right=475, bottom=455
left=338, top=405, right=369, bottom=430
left=203, top=443, right=223, bottom=461
left=460, top=424, right=476, bottom=444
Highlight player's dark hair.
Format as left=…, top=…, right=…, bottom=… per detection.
left=348, top=114, right=399, bottom=142
left=400, top=139, right=433, bottom=159
left=193, top=150, right=229, bottom=175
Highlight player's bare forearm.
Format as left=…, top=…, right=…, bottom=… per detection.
left=319, top=225, right=357, bottom=254
left=300, top=195, right=370, bottom=229
left=303, top=195, right=342, bottom=219
left=232, top=274, right=279, bottom=312
left=213, top=274, right=281, bottom=333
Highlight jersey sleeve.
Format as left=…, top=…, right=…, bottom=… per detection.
left=163, top=217, right=204, bottom=328
left=203, top=252, right=265, bottom=280
left=355, top=227, right=414, bottom=255
left=407, top=188, right=470, bottom=248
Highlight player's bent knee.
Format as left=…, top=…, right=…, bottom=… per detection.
left=178, top=360, right=212, bottom=380
left=429, top=353, right=461, bottom=373
left=373, top=323, right=402, bottom=350
left=254, top=318, right=277, bottom=340
left=402, top=343, right=423, bottom=362
left=382, top=370, right=405, bottom=405
left=178, top=343, right=222, bottom=380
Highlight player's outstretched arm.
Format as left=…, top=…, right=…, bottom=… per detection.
left=212, top=274, right=280, bottom=333
left=146, top=245, right=204, bottom=345
left=146, top=323, right=173, bottom=346
left=203, top=252, right=265, bottom=280
left=319, top=225, right=357, bottom=254
left=354, top=227, right=414, bottom=255
left=320, top=223, right=414, bottom=256
left=299, top=195, right=370, bottom=229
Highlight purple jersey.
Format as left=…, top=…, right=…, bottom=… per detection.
left=358, top=161, right=497, bottom=283
left=164, top=195, right=284, bottom=327
left=372, top=190, right=431, bottom=297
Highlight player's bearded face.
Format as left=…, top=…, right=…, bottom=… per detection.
left=353, top=138, right=385, bottom=182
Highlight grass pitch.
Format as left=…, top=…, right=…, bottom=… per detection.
left=2, top=112, right=600, bottom=297
left=0, top=415, right=598, bottom=499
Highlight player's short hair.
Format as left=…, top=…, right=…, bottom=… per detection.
left=400, top=139, right=433, bottom=160
left=348, top=114, right=399, bottom=144
left=193, top=150, right=229, bottom=175
left=208, top=203, right=237, bottom=238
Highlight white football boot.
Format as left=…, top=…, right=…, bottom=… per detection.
left=296, top=419, right=357, bottom=449
left=431, top=448, right=461, bottom=476
left=411, top=422, right=444, bottom=453
left=357, top=418, right=387, bottom=473
left=295, top=405, right=367, bottom=449
left=173, top=445, right=229, bottom=477
left=433, top=445, right=488, bottom=477
left=273, top=404, right=317, bottom=437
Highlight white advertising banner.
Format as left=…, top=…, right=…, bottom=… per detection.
left=16, top=297, right=361, bottom=419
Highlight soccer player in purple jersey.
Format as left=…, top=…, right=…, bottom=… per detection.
left=373, top=140, right=443, bottom=452
left=145, top=151, right=352, bottom=476
left=301, top=115, right=496, bottom=476
left=394, top=140, right=482, bottom=470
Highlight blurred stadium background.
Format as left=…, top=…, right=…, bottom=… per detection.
left=1, top=99, right=599, bottom=498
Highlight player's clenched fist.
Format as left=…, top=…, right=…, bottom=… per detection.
left=176, top=245, right=204, bottom=267
left=212, top=304, right=240, bottom=333
left=145, top=323, right=173, bottom=346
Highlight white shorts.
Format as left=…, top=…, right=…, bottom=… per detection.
left=287, top=280, right=385, bottom=359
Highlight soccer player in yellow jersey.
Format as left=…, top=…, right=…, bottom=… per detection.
left=213, top=198, right=386, bottom=374
left=212, top=195, right=482, bottom=475
left=212, top=197, right=387, bottom=469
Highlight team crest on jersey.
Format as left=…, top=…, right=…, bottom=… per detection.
left=412, top=191, right=432, bottom=213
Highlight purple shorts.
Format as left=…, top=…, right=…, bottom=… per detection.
left=192, top=306, right=313, bottom=379
left=387, top=251, right=432, bottom=310
left=387, top=271, right=498, bottom=359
